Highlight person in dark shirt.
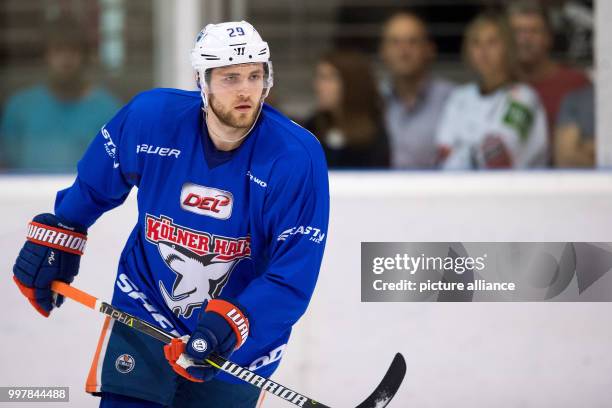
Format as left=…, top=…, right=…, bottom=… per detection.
left=303, top=51, right=390, bottom=169
left=554, top=84, right=595, bottom=167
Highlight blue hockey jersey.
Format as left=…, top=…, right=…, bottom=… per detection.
left=54, top=88, right=330, bottom=382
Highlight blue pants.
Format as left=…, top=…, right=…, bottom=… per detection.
left=99, top=380, right=262, bottom=408
left=89, top=317, right=261, bottom=407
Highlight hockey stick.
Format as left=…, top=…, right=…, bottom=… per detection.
left=51, top=281, right=406, bottom=408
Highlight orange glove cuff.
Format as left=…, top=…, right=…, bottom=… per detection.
left=163, top=338, right=204, bottom=383
left=205, top=299, right=250, bottom=349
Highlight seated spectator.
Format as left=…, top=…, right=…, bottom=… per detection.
left=379, top=11, right=454, bottom=169
left=436, top=12, right=548, bottom=170
left=0, top=15, right=120, bottom=172
left=303, top=51, right=389, bottom=169
left=554, top=84, right=595, bottom=167
left=507, top=1, right=590, bottom=165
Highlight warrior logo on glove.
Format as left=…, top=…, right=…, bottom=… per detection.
left=13, top=214, right=87, bottom=317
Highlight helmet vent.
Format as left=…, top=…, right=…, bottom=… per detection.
left=200, top=54, right=220, bottom=60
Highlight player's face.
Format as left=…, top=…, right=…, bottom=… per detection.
left=467, top=23, right=508, bottom=81
left=208, top=63, right=266, bottom=129
left=381, top=15, right=434, bottom=78
left=510, top=13, right=551, bottom=66
left=314, top=62, right=342, bottom=111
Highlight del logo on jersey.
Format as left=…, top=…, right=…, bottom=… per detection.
left=145, top=214, right=250, bottom=319
left=180, top=183, right=233, bottom=219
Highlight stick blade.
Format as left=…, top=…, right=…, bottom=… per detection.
left=355, top=353, right=406, bottom=408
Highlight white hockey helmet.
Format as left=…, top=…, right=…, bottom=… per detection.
left=191, top=21, right=273, bottom=109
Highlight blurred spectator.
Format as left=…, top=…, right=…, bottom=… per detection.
left=303, top=51, right=389, bottom=168
left=379, top=11, right=454, bottom=169
left=554, top=84, right=595, bottom=167
left=0, top=15, right=120, bottom=172
left=508, top=1, right=590, bottom=164
left=436, top=12, right=548, bottom=170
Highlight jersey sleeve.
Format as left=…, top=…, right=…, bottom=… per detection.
left=524, top=93, right=549, bottom=167
left=236, top=149, right=329, bottom=342
left=54, top=98, right=142, bottom=229
left=503, top=86, right=549, bottom=168
left=435, top=89, right=473, bottom=169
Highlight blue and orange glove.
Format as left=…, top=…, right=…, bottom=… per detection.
left=163, top=298, right=249, bottom=382
left=13, top=213, right=87, bottom=317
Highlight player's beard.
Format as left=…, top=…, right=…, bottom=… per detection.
left=208, top=94, right=259, bottom=130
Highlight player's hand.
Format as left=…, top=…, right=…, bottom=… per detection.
left=163, top=298, right=250, bottom=382
left=13, top=213, right=87, bottom=317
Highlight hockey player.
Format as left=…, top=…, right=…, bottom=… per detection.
left=12, top=21, right=329, bottom=408
left=436, top=13, right=548, bottom=169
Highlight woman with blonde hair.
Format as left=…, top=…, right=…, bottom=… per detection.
left=436, top=12, right=548, bottom=169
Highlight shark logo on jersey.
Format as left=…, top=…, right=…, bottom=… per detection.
left=157, top=242, right=238, bottom=318
left=145, top=214, right=250, bottom=319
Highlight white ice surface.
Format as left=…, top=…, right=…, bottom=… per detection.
left=2, top=173, right=612, bottom=408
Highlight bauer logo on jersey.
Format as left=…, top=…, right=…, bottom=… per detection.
left=145, top=214, right=250, bottom=318
left=136, top=144, right=181, bottom=158
left=180, top=183, right=233, bottom=219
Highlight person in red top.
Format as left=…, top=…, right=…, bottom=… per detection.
left=507, top=1, right=590, bottom=165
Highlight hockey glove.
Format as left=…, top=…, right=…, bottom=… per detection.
left=13, top=213, right=87, bottom=317
left=163, top=298, right=249, bottom=382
